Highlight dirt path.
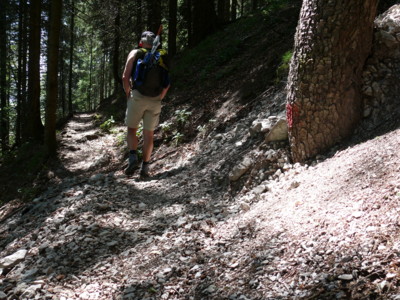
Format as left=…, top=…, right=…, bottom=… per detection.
left=1, top=112, right=400, bottom=299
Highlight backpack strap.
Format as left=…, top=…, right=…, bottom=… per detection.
left=157, top=49, right=169, bottom=71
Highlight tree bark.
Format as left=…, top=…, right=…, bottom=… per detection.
left=68, top=0, right=75, bottom=116
left=286, top=0, right=378, bottom=162
left=0, top=0, right=9, bottom=152
left=183, top=0, right=193, bottom=47
left=20, top=0, right=29, bottom=142
left=231, top=0, right=238, bottom=21
left=112, top=2, right=122, bottom=95
left=27, top=0, right=44, bottom=141
left=147, top=0, right=162, bottom=33
left=168, top=0, right=177, bottom=56
left=192, top=0, right=217, bottom=46
left=218, top=0, right=229, bottom=24
left=136, top=0, right=143, bottom=40
left=99, top=53, right=105, bottom=103
left=16, top=0, right=24, bottom=145
left=45, top=0, right=63, bottom=156
left=60, top=48, right=66, bottom=117
left=87, top=37, right=93, bottom=111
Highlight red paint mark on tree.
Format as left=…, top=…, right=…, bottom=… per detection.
left=286, top=102, right=300, bottom=129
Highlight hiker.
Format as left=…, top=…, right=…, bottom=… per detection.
left=122, top=31, right=170, bottom=177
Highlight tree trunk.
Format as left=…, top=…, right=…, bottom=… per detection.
left=112, top=3, right=122, bottom=95
left=99, top=53, right=105, bottom=103
left=147, top=0, right=162, bottom=33
left=218, top=0, right=229, bottom=24
left=192, top=0, right=217, bottom=46
left=87, top=37, right=93, bottom=111
left=104, top=55, right=109, bottom=98
left=0, top=0, right=9, bottom=152
left=286, top=0, right=378, bottom=162
left=21, top=0, right=29, bottom=142
left=45, top=0, right=63, bottom=156
left=231, top=0, right=238, bottom=21
left=136, top=0, right=143, bottom=40
left=60, top=48, right=66, bottom=117
left=16, top=0, right=24, bottom=145
left=184, top=0, right=193, bottom=47
left=168, top=0, right=177, bottom=56
left=68, top=0, right=75, bottom=116
left=27, top=0, right=44, bottom=141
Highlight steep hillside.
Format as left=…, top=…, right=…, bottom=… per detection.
left=162, top=2, right=300, bottom=143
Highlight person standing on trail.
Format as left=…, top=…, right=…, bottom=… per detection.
left=122, top=30, right=170, bottom=178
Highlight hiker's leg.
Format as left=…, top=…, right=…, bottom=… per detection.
left=142, top=129, right=154, bottom=162
left=127, top=127, right=138, bottom=151
left=125, top=92, right=144, bottom=151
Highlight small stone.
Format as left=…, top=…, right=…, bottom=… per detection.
left=253, top=184, right=268, bottom=194
left=240, top=203, right=251, bottom=211
left=289, top=181, right=300, bottom=189
left=265, top=119, right=288, bottom=142
left=107, top=241, right=118, bottom=247
left=204, top=285, right=217, bottom=294
left=0, top=249, right=28, bottom=269
left=352, top=211, right=363, bottom=219
left=89, top=173, right=105, bottom=182
left=338, top=274, right=353, bottom=281
left=229, top=157, right=254, bottom=181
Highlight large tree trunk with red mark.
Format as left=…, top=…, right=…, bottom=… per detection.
left=286, top=0, right=378, bottom=162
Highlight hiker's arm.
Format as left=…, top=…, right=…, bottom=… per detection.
left=122, top=50, right=137, bottom=98
left=160, top=85, right=170, bottom=100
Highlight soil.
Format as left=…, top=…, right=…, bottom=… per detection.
left=0, top=88, right=400, bottom=299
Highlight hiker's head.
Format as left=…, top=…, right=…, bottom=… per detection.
left=139, top=31, right=155, bottom=48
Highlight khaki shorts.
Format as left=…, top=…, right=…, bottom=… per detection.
left=125, top=90, right=162, bottom=131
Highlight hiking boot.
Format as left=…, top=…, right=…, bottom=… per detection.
left=140, top=162, right=150, bottom=178
left=125, top=152, right=138, bottom=176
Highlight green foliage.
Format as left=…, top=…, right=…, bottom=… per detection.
left=116, top=132, right=126, bottom=147
left=196, top=124, right=207, bottom=138
left=93, top=113, right=102, bottom=122
left=159, top=109, right=193, bottom=146
left=160, top=121, right=173, bottom=133
left=261, top=0, right=292, bottom=15
left=175, top=109, right=192, bottom=125
left=275, top=50, right=293, bottom=83
left=136, top=123, right=144, bottom=137
left=18, top=186, right=41, bottom=202
left=172, top=131, right=184, bottom=146
left=100, top=116, right=115, bottom=132
left=197, top=124, right=206, bottom=134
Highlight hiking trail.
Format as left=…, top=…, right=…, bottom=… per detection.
left=1, top=96, right=400, bottom=299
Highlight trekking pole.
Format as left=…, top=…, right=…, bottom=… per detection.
left=144, top=25, right=162, bottom=67
left=151, top=25, right=163, bottom=55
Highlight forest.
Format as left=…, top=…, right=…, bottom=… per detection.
left=1, top=0, right=400, bottom=299
left=0, top=0, right=268, bottom=157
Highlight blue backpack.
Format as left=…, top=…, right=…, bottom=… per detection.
left=132, top=48, right=170, bottom=97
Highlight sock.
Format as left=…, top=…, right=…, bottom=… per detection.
left=129, top=150, right=137, bottom=155
left=142, top=161, right=150, bottom=166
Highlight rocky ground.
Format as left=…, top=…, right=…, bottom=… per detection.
left=1, top=84, right=400, bottom=300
